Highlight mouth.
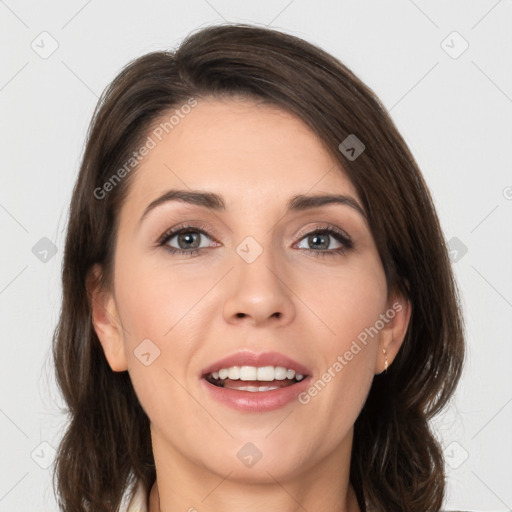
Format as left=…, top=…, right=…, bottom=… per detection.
left=200, top=350, right=311, bottom=393
left=204, top=365, right=307, bottom=392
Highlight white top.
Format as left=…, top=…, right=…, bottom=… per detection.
left=119, top=478, right=148, bottom=512
left=118, top=478, right=460, bottom=512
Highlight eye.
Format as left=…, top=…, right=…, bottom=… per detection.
left=158, top=223, right=218, bottom=257
left=294, top=226, right=353, bottom=258
left=157, top=223, right=353, bottom=259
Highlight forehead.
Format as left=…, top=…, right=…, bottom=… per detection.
left=122, top=97, right=360, bottom=216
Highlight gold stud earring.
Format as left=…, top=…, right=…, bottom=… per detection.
left=383, top=348, right=388, bottom=372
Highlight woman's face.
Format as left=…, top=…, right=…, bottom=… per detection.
left=91, top=97, right=409, bottom=487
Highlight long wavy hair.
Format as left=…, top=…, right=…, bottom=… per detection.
left=52, top=23, right=465, bottom=511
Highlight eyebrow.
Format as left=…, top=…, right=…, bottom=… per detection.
left=138, top=189, right=367, bottom=225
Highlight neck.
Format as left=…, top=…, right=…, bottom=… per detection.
left=150, top=482, right=360, bottom=512
left=148, top=427, right=361, bottom=512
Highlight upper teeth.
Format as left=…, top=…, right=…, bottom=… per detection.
left=211, top=366, right=304, bottom=382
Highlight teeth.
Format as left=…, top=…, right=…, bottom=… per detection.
left=208, top=365, right=305, bottom=382
left=240, top=366, right=257, bottom=380
left=274, top=367, right=287, bottom=380
left=257, top=366, right=277, bottom=381
left=227, top=367, right=240, bottom=379
left=237, top=385, right=280, bottom=392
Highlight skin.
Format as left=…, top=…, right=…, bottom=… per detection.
left=88, top=97, right=411, bottom=512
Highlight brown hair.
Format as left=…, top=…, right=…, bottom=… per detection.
left=52, top=23, right=465, bottom=511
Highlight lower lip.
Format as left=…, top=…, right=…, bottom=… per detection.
left=201, top=376, right=311, bottom=412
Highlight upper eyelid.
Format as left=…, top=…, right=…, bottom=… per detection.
left=295, top=224, right=351, bottom=241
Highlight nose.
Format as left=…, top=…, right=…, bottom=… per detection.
left=222, top=246, right=296, bottom=327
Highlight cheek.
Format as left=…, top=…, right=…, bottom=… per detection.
left=296, top=253, right=388, bottom=342
left=112, top=249, right=229, bottom=411
left=114, top=258, right=208, bottom=422
left=113, top=250, right=218, bottom=344
left=295, top=254, right=386, bottom=414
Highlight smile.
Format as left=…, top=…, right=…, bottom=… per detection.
left=205, top=365, right=305, bottom=391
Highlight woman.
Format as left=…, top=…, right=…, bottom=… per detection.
left=52, top=23, right=464, bottom=511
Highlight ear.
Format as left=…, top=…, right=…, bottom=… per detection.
left=86, top=264, right=128, bottom=372
left=375, top=292, right=411, bottom=374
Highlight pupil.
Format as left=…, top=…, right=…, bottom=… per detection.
left=309, top=233, right=328, bottom=250
left=178, top=232, right=200, bottom=249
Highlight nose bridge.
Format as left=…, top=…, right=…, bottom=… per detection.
left=221, top=232, right=295, bottom=325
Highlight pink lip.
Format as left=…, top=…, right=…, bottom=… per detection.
left=200, top=350, right=312, bottom=377
left=200, top=350, right=312, bottom=413
left=201, top=374, right=311, bottom=412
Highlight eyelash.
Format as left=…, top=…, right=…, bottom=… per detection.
left=157, top=223, right=353, bottom=259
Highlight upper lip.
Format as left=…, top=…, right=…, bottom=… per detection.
left=201, top=350, right=311, bottom=378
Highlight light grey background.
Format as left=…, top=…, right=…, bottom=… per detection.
left=1, top=1, right=511, bottom=510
